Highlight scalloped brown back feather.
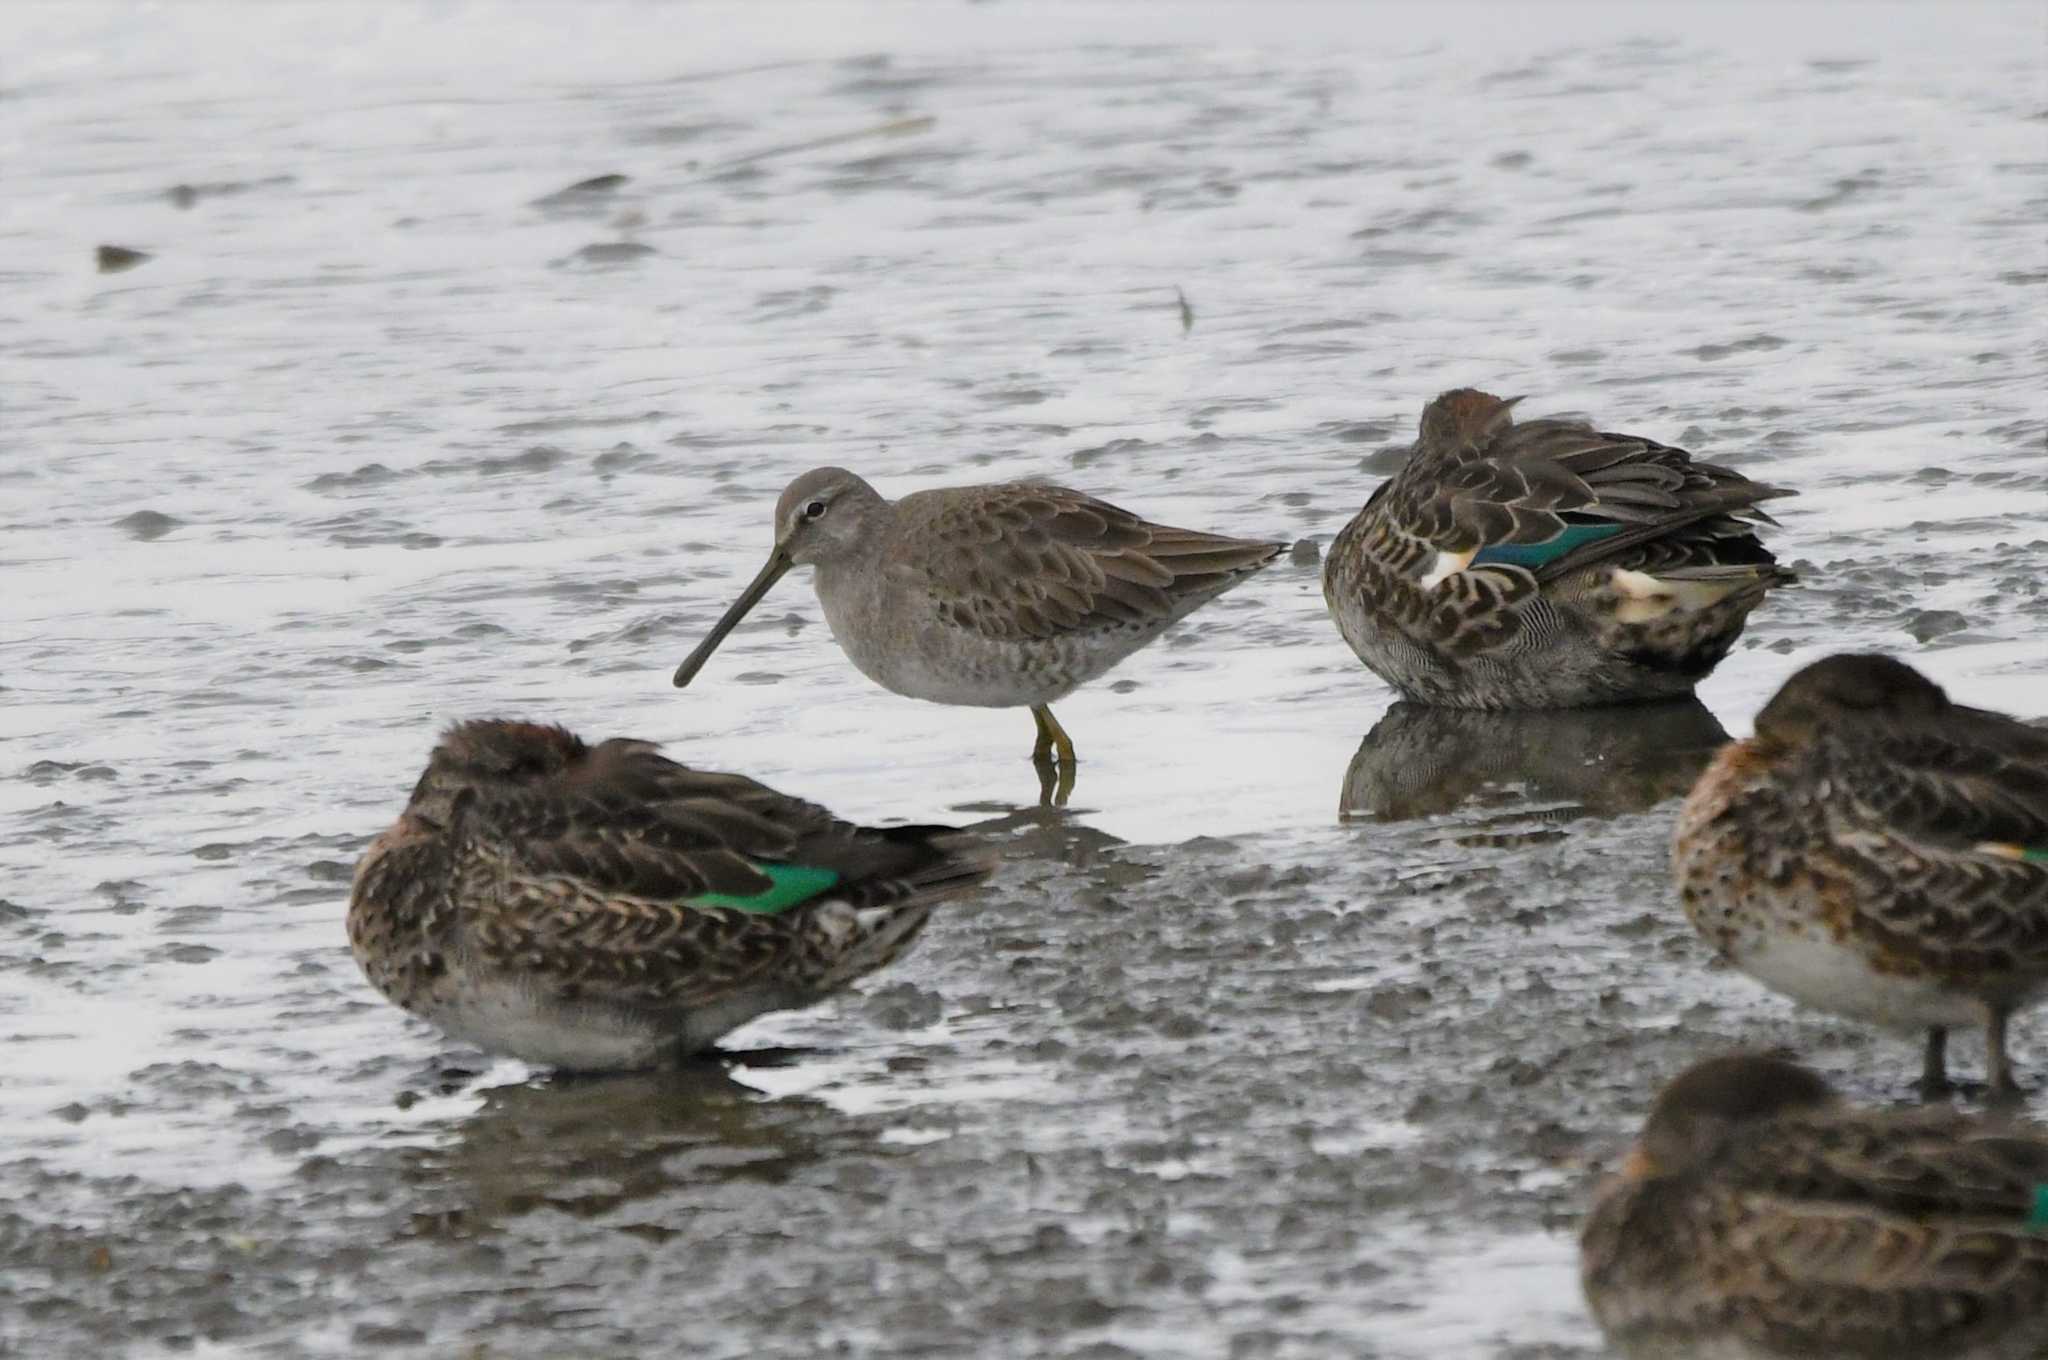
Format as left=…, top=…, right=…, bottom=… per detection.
left=897, top=481, right=1285, bottom=643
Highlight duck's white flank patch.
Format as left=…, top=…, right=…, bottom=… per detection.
left=1419, top=549, right=1476, bottom=590
left=1610, top=568, right=1745, bottom=624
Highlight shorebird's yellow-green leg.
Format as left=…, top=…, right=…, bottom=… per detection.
left=1030, top=704, right=1077, bottom=807
left=1030, top=704, right=1076, bottom=768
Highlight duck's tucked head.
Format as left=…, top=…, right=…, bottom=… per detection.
left=673, top=467, right=886, bottom=688
left=1419, top=388, right=1518, bottom=450
left=1628, top=1053, right=1836, bottom=1178
left=406, top=720, right=588, bottom=823
left=1754, top=652, right=1950, bottom=746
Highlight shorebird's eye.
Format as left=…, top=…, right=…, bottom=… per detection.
left=802, top=499, right=828, bottom=521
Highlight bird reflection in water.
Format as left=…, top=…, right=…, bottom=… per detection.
left=399, top=1057, right=862, bottom=1243
left=1340, top=698, right=1730, bottom=823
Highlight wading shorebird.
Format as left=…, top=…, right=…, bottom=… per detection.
left=672, top=468, right=1285, bottom=802
left=1675, top=654, right=2048, bottom=1098
left=1582, top=1053, right=2048, bottom=1360
left=348, top=719, right=990, bottom=1071
left=1323, top=388, right=1794, bottom=709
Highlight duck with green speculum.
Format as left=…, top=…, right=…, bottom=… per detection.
left=348, top=719, right=990, bottom=1071
left=1676, top=653, right=2048, bottom=1099
left=1582, top=1053, right=2048, bottom=1360
left=1323, top=388, right=1795, bottom=709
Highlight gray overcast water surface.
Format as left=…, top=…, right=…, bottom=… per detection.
left=2, top=3, right=2044, bottom=1356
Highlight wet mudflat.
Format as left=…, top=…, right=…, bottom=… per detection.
left=2, top=3, right=2044, bottom=1356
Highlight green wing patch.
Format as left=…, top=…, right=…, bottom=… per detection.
left=1976, top=842, right=2048, bottom=865
left=1471, top=522, right=1622, bottom=569
left=692, top=863, right=841, bottom=914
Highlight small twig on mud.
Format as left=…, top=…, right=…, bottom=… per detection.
left=719, top=114, right=937, bottom=169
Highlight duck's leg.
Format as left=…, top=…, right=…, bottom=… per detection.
left=1985, top=1005, right=2022, bottom=1103
left=1029, top=705, right=1076, bottom=808
left=1919, top=1027, right=1952, bottom=1098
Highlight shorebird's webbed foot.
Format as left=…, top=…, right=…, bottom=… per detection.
left=1919, top=1027, right=1955, bottom=1099
left=1030, top=704, right=1077, bottom=807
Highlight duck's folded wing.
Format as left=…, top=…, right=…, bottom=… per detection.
left=1853, top=722, right=2048, bottom=850
left=454, top=829, right=981, bottom=1011
left=468, top=771, right=976, bottom=914
left=1393, top=419, right=1792, bottom=581
left=1714, top=1193, right=2048, bottom=1354
left=547, top=739, right=846, bottom=835
left=463, top=780, right=811, bottom=901
left=1828, top=728, right=2048, bottom=969
left=456, top=851, right=808, bottom=1010
left=1728, top=1117, right=2048, bottom=1222
left=444, top=750, right=985, bottom=1008
left=443, top=798, right=856, bottom=1011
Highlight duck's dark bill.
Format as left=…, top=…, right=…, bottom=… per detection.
left=673, top=550, right=792, bottom=687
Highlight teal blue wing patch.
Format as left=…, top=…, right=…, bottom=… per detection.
left=1471, top=522, right=1622, bottom=569
left=2029, top=1184, right=2048, bottom=1231
left=691, top=863, right=841, bottom=915
left=2023, top=847, right=2048, bottom=865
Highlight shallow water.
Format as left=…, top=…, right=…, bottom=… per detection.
left=2, top=2, right=2044, bottom=1355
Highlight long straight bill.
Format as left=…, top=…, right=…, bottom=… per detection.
left=672, top=549, right=792, bottom=687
